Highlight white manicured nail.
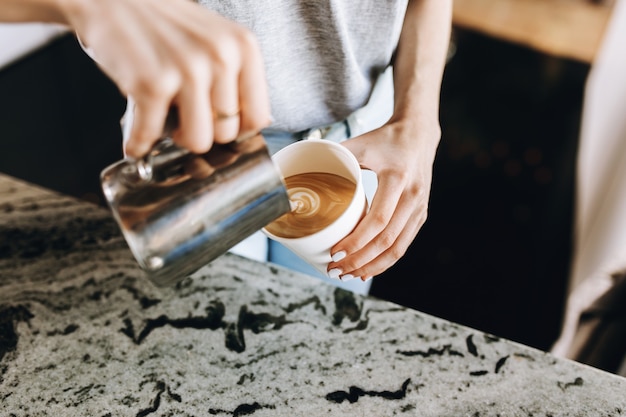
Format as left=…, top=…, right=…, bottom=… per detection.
left=328, top=268, right=342, bottom=279
left=340, top=274, right=359, bottom=281
left=331, top=251, right=347, bottom=262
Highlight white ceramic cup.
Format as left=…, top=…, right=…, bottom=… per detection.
left=262, top=139, right=367, bottom=275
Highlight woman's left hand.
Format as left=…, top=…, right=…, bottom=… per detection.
left=327, top=0, right=451, bottom=281
left=327, top=118, right=441, bottom=281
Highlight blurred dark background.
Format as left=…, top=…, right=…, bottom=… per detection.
left=371, top=29, right=586, bottom=352
left=0, top=28, right=588, bottom=352
left=0, top=33, right=126, bottom=205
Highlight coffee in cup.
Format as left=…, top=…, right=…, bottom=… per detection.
left=262, top=139, right=367, bottom=275
left=264, top=172, right=356, bottom=238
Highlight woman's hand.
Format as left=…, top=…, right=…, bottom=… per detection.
left=327, top=0, right=452, bottom=281
left=327, top=119, right=441, bottom=281
left=61, top=0, right=271, bottom=157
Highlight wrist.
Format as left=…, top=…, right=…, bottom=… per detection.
left=52, top=0, right=84, bottom=26
left=389, top=109, right=441, bottom=138
left=1, top=0, right=77, bottom=25
left=385, top=112, right=442, bottom=157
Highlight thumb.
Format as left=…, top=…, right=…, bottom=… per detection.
left=340, top=133, right=375, bottom=170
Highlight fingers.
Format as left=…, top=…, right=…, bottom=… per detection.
left=326, top=148, right=430, bottom=279
left=237, top=31, right=272, bottom=138
left=136, top=28, right=268, bottom=155
left=175, top=73, right=212, bottom=154
left=211, top=70, right=241, bottom=145
left=329, top=186, right=426, bottom=280
left=80, top=0, right=272, bottom=157
left=125, top=94, right=172, bottom=158
left=328, top=213, right=424, bottom=282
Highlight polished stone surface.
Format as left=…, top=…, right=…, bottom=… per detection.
left=1, top=173, right=625, bottom=416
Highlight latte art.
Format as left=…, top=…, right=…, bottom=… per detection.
left=265, top=172, right=356, bottom=238
left=289, top=187, right=320, bottom=217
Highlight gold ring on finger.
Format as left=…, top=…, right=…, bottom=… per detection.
left=214, top=109, right=240, bottom=120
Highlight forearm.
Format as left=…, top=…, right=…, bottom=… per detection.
left=0, top=0, right=74, bottom=24
left=391, top=0, right=452, bottom=140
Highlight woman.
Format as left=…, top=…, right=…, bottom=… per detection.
left=1, top=0, right=452, bottom=292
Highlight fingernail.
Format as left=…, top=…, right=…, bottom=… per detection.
left=340, top=274, right=359, bottom=282
left=331, top=251, right=347, bottom=262
left=362, top=276, right=372, bottom=282
left=328, top=268, right=342, bottom=279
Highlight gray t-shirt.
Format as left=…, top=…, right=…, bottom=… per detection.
left=198, top=0, right=408, bottom=132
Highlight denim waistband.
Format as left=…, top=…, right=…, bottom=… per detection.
left=262, top=120, right=351, bottom=155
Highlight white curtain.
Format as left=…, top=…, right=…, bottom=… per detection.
left=552, top=0, right=626, bottom=370
left=0, top=23, right=67, bottom=70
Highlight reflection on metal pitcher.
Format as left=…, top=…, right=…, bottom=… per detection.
left=101, top=134, right=290, bottom=287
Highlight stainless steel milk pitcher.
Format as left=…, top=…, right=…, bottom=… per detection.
left=100, top=133, right=290, bottom=287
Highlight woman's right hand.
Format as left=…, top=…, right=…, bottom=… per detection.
left=60, top=0, right=271, bottom=157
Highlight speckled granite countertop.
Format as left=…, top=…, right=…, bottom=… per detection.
left=1, top=173, right=625, bottom=417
